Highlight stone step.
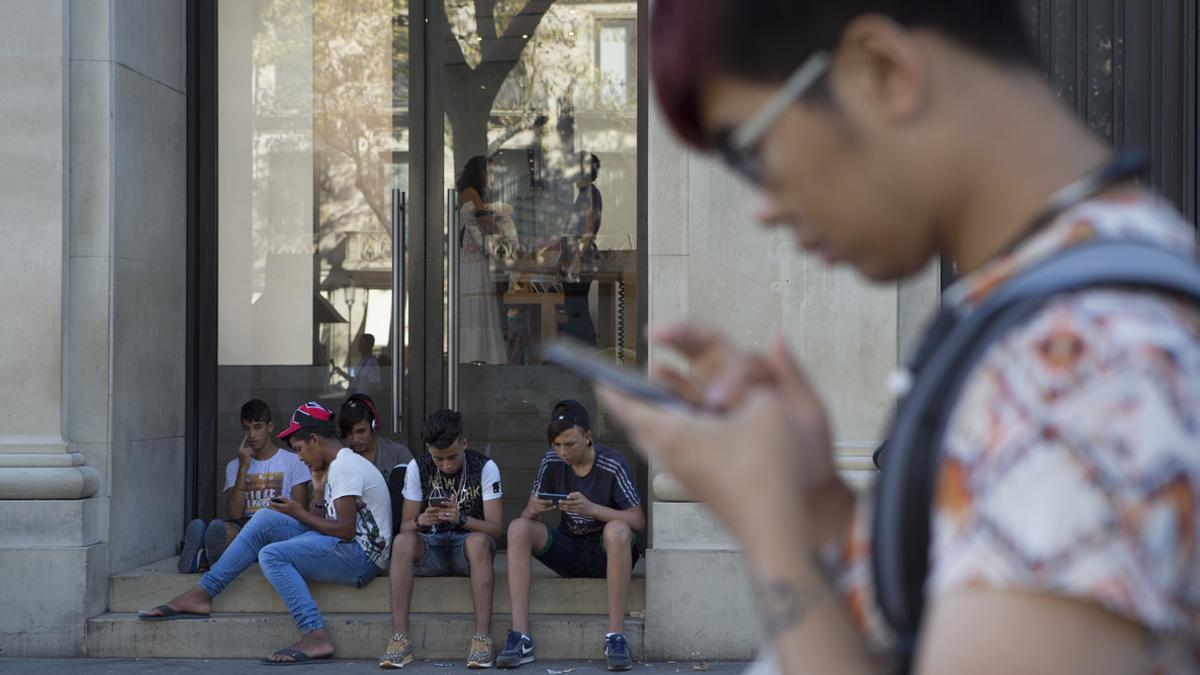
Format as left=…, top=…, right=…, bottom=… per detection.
left=111, top=555, right=645, bottom=616
left=86, top=612, right=644, bottom=661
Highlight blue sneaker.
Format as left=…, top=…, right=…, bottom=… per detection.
left=604, top=633, right=632, bottom=671
left=176, top=519, right=207, bottom=573
left=495, top=629, right=534, bottom=668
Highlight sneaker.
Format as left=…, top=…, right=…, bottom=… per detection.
left=204, top=518, right=230, bottom=566
left=467, top=632, right=495, bottom=669
left=604, top=633, right=633, bottom=671
left=495, top=629, right=534, bottom=668
left=379, top=632, right=414, bottom=669
left=176, top=519, right=207, bottom=574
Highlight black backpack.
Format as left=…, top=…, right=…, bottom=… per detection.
left=872, top=239, right=1200, bottom=674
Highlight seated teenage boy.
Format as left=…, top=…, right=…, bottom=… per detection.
left=177, top=398, right=312, bottom=573
left=380, top=409, right=504, bottom=670
left=139, top=401, right=392, bottom=665
left=498, top=400, right=645, bottom=672
left=339, top=393, right=413, bottom=482
left=341, top=393, right=414, bottom=535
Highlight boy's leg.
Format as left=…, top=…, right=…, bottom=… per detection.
left=258, top=531, right=378, bottom=662
left=460, top=532, right=496, bottom=635
left=198, top=509, right=306, bottom=596
left=505, top=518, right=549, bottom=634
left=140, top=509, right=306, bottom=618
left=388, top=530, right=427, bottom=635
left=601, top=521, right=634, bottom=635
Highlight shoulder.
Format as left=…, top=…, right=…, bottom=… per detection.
left=594, top=445, right=632, bottom=468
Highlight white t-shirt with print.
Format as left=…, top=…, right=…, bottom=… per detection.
left=223, top=448, right=312, bottom=516
left=325, top=447, right=393, bottom=569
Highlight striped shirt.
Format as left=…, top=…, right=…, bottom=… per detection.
left=532, top=444, right=641, bottom=538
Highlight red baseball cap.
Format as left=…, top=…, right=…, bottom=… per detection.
left=277, top=401, right=337, bottom=440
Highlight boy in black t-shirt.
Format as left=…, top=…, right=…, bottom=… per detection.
left=497, top=400, right=645, bottom=672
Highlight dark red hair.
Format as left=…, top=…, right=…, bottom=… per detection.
left=650, top=0, right=1036, bottom=150
left=649, top=0, right=729, bottom=149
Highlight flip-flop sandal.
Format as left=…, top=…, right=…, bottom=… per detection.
left=204, top=518, right=229, bottom=565
left=137, top=605, right=210, bottom=621
left=176, top=519, right=207, bottom=574
left=260, top=648, right=335, bottom=666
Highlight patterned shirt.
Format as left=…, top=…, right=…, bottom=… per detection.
left=834, top=194, right=1200, bottom=671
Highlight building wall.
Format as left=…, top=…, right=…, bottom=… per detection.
left=0, top=0, right=186, bottom=656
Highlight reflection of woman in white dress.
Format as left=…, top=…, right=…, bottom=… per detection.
left=455, top=156, right=507, bottom=365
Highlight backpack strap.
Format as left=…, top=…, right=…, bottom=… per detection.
left=872, top=240, right=1200, bottom=673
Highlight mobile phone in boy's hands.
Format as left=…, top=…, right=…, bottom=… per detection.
left=537, top=492, right=570, bottom=505
left=270, top=496, right=287, bottom=504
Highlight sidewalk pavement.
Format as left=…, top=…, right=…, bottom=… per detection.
left=0, top=659, right=749, bottom=674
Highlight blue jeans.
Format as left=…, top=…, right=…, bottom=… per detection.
left=198, top=508, right=381, bottom=633
left=413, top=530, right=495, bottom=576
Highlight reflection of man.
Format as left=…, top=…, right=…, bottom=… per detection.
left=333, top=333, right=382, bottom=395
left=561, top=153, right=602, bottom=345
left=351, top=333, right=381, bottom=394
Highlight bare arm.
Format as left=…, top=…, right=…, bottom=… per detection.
left=289, top=481, right=310, bottom=507
left=520, top=493, right=555, bottom=521
left=270, top=494, right=357, bottom=541
left=567, top=499, right=645, bottom=534
left=916, top=590, right=1151, bottom=675
left=398, top=498, right=424, bottom=534
left=462, top=498, right=504, bottom=540
left=460, top=187, right=499, bottom=234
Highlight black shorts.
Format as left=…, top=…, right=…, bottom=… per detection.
left=534, top=523, right=641, bottom=578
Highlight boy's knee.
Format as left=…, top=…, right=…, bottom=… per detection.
left=392, top=531, right=419, bottom=557
left=508, top=518, right=531, bottom=540
left=258, top=542, right=283, bottom=565
left=464, top=533, right=493, bottom=560
left=603, top=520, right=632, bottom=546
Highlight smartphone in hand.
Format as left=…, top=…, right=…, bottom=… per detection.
left=539, top=339, right=692, bottom=410
left=537, top=492, right=570, bottom=505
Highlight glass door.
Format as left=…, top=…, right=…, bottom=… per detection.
left=214, top=0, right=415, bottom=515
left=430, top=0, right=643, bottom=523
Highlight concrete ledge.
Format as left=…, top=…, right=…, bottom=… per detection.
left=0, top=543, right=108, bottom=656
left=111, top=556, right=645, bottom=615
left=86, top=613, right=645, bottom=660
left=651, top=502, right=735, bottom=551
left=645, top=549, right=759, bottom=661
left=0, top=497, right=100, bottom=546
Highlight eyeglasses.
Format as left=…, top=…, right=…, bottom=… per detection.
left=716, top=51, right=831, bottom=185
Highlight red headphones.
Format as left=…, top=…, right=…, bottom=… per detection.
left=345, top=393, right=380, bottom=433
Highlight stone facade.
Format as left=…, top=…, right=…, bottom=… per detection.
left=0, top=0, right=187, bottom=656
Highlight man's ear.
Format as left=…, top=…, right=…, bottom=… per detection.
left=267, top=421, right=275, bottom=432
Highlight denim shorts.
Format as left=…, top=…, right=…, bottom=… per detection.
left=534, top=524, right=641, bottom=579
left=412, top=530, right=495, bottom=576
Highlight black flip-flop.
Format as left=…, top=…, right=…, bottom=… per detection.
left=260, top=648, right=335, bottom=666
left=177, top=519, right=207, bottom=574
left=204, top=518, right=230, bottom=565
left=137, top=605, right=210, bottom=621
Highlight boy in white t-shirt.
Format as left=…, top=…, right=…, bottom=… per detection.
left=176, top=399, right=312, bottom=573
left=139, top=401, right=393, bottom=665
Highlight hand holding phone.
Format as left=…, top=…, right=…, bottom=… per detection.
left=539, top=339, right=692, bottom=410
left=536, top=491, right=570, bottom=506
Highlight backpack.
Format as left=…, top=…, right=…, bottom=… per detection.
left=872, top=239, right=1200, bottom=674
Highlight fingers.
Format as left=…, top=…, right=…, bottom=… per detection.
left=649, top=322, right=731, bottom=359
left=766, top=334, right=813, bottom=393
left=651, top=365, right=703, bottom=405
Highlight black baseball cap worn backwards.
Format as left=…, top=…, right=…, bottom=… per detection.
left=552, top=399, right=590, bottom=431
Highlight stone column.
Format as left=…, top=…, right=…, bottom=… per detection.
left=0, top=0, right=105, bottom=656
